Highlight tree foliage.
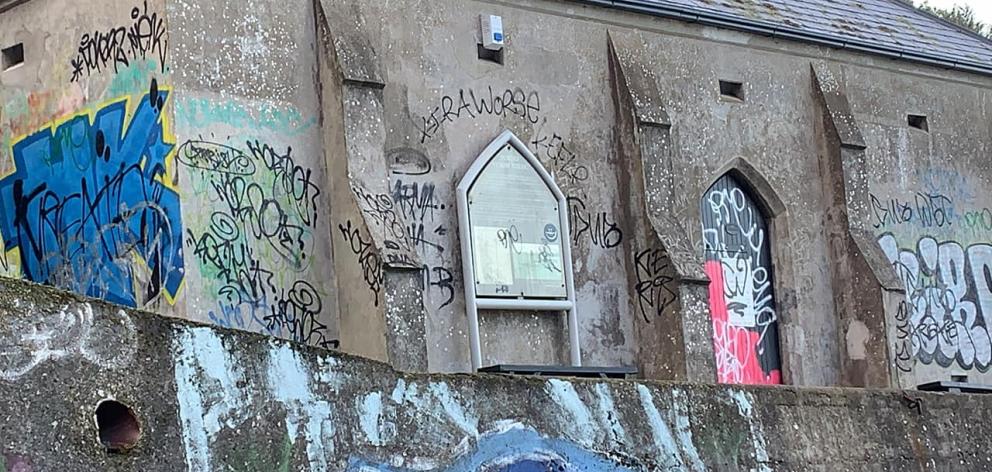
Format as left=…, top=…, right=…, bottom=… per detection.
left=916, top=2, right=992, bottom=38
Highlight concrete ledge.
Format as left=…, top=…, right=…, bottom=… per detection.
left=0, top=277, right=987, bottom=471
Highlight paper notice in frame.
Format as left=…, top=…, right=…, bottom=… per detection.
left=468, top=144, right=567, bottom=298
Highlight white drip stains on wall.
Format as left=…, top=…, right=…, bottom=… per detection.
left=169, top=322, right=784, bottom=471
left=0, top=276, right=984, bottom=469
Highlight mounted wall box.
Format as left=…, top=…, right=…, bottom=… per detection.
left=481, top=14, right=504, bottom=50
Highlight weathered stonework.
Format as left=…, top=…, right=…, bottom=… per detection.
left=0, top=277, right=988, bottom=470
left=3, top=0, right=992, bottom=394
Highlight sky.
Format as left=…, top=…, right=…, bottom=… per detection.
left=916, top=0, right=992, bottom=26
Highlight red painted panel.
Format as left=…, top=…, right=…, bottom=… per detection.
left=706, top=261, right=781, bottom=385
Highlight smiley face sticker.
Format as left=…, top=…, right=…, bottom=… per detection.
left=544, top=223, right=559, bottom=242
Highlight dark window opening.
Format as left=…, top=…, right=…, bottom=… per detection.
left=2, top=43, right=24, bottom=71
left=719, top=80, right=744, bottom=102
left=908, top=114, right=929, bottom=132
left=477, top=44, right=504, bottom=65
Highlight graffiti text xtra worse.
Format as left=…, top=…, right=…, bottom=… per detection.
left=0, top=80, right=184, bottom=308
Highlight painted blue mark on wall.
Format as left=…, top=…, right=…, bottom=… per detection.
left=0, top=80, right=184, bottom=307
left=347, top=427, right=636, bottom=472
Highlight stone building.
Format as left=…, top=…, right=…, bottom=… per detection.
left=6, top=0, right=992, bottom=469
left=3, top=0, right=992, bottom=393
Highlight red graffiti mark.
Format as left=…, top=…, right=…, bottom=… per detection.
left=706, top=261, right=781, bottom=385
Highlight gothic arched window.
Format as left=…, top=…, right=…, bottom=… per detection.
left=701, top=174, right=782, bottom=385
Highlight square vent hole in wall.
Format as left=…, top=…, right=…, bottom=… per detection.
left=477, top=44, right=503, bottom=65
left=908, top=114, right=929, bottom=132
left=719, top=80, right=744, bottom=102
left=2, top=43, right=24, bottom=71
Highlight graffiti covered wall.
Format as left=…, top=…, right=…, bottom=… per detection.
left=878, top=233, right=992, bottom=374
left=166, top=0, right=338, bottom=347
left=0, top=80, right=183, bottom=308
left=0, top=0, right=338, bottom=348
left=9, top=0, right=992, bottom=387
left=849, top=65, right=992, bottom=385
left=321, top=0, right=637, bottom=372
left=173, top=100, right=335, bottom=348
left=0, top=0, right=184, bottom=313
left=869, top=185, right=992, bottom=384
left=318, top=0, right=880, bottom=381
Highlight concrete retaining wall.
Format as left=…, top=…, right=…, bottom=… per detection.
left=0, top=277, right=988, bottom=471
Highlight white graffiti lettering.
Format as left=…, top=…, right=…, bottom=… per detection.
left=0, top=304, right=136, bottom=381
left=879, top=234, right=992, bottom=372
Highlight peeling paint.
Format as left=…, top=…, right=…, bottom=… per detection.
left=637, top=384, right=689, bottom=469
left=547, top=379, right=596, bottom=447
left=428, top=382, right=478, bottom=439
left=174, top=327, right=249, bottom=471
left=728, top=389, right=772, bottom=472
left=359, top=392, right=385, bottom=446
left=593, top=383, right=627, bottom=447
left=267, top=342, right=334, bottom=471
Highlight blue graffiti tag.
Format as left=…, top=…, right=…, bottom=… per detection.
left=347, top=427, right=637, bottom=472
left=0, top=81, right=184, bottom=307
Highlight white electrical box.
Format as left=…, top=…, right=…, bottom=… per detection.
left=481, top=15, right=504, bottom=50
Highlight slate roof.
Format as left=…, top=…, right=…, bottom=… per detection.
left=576, top=0, right=992, bottom=75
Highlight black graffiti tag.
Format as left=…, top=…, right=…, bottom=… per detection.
left=567, top=196, right=622, bottom=249
left=419, top=86, right=541, bottom=143
left=70, top=0, right=168, bottom=82
left=869, top=192, right=954, bottom=229
left=532, top=134, right=589, bottom=188
left=391, top=179, right=446, bottom=253
left=633, top=248, right=677, bottom=322
left=352, top=179, right=456, bottom=310
left=424, top=265, right=454, bottom=309
left=339, top=220, right=384, bottom=307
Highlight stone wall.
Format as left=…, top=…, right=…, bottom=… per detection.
left=315, top=0, right=992, bottom=386
left=0, top=276, right=988, bottom=471
left=0, top=0, right=338, bottom=350
left=5, top=0, right=992, bottom=388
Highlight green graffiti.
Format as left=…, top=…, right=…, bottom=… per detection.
left=105, top=59, right=161, bottom=98
left=4, top=94, right=29, bottom=119
left=175, top=97, right=316, bottom=135
left=1, top=96, right=30, bottom=152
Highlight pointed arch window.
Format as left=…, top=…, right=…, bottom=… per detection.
left=701, top=174, right=782, bottom=385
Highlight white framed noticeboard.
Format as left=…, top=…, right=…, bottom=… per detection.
left=457, top=130, right=581, bottom=370
left=468, top=143, right=567, bottom=298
